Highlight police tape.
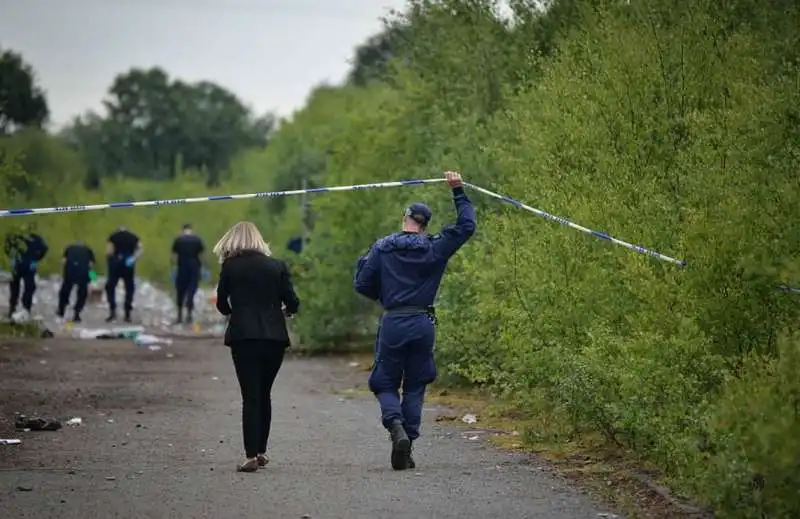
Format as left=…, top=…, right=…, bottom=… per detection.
left=464, top=183, right=686, bottom=267
left=0, top=177, right=687, bottom=266
left=0, top=178, right=448, bottom=218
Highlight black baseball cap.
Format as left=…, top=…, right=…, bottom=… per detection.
left=405, top=202, right=432, bottom=226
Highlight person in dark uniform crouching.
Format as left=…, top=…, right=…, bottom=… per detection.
left=354, top=171, right=476, bottom=471
left=4, top=224, right=49, bottom=319
left=57, top=240, right=96, bottom=322
left=105, top=226, right=143, bottom=323
left=171, top=223, right=205, bottom=324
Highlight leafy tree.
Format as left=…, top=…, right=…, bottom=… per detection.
left=347, top=24, right=411, bottom=87
left=62, top=67, right=275, bottom=185
left=0, top=49, right=49, bottom=134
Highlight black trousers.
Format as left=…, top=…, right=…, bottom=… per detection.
left=58, top=272, right=89, bottom=316
left=175, top=268, right=200, bottom=312
left=9, top=269, right=36, bottom=313
left=106, top=265, right=135, bottom=313
left=230, top=341, right=286, bottom=458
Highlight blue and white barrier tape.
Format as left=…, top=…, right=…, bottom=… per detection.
left=0, top=178, right=447, bottom=217
left=0, top=177, right=686, bottom=266
left=464, top=183, right=686, bottom=267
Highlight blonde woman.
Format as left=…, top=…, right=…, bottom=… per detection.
left=213, top=221, right=300, bottom=472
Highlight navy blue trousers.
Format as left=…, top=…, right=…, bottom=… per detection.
left=175, top=267, right=200, bottom=311
left=105, top=265, right=135, bottom=313
left=9, top=268, right=36, bottom=313
left=368, top=312, right=437, bottom=440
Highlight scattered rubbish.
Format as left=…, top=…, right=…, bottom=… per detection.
left=211, top=376, right=219, bottom=381
left=39, top=360, right=47, bottom=365
left=65, top=417, right=83, bottom=427
left=348, top=361, right=359, bottom=368
left=76, top=326, right=145, bottom=340
left=166, top=353, right=174, bottom=358
left=148, top=345, right=162, bottom=351
left=15, top=414, right=62, bottom=431
left=461, top=413, right=478, bottom=424
left=105, top=476, right=116, bottom=481
left=1, top=439, right=21, bottom=445
left=467, top=435, right=480, bottom=441
left=10, top=309, right=30, bottom=323
left=0, top=273, right=224, bottom=334
left=16, top=485, right=33, bottom=492
left=210, top=323, right=226, bottom=335
left=134, top=334, right=173, bottom=347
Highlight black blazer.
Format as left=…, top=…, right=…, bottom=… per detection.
left=215, top=249, right=300, bottom=347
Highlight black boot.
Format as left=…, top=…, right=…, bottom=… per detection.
left=124, top=311, right=132, bottom=323
left=72, top=312, right=82, bottom=323
left=175, top=308, right=183, bottom=324
left=185, top=310, right=193, bottom=324
left=388, top=419, right=411, bottom=470
left=105, top=310, right=116, bottom=323
left=408, top=439, right=416, bottom=469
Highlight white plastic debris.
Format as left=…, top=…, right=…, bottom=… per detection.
left=348, top=362, right=359, bottom=368
left=10, top=309, right=30, bottom=323
left=0, top=273, right=224, bottom=333
left=1, top=439, right=21, bottom=445
left=135, top=334, right=173, bottom=347
left=461, top=413, right=478, bottom=424
left=65, top=417, right=83, bottom=426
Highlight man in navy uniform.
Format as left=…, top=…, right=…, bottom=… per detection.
left=170, top=223, right=205, bottom=324
left=57, top=240, right=96, bottom=322
left=4, top=224, right=49, bottom=319
left=353, top=171, right=476, bottom=470
left=105, top=226, right=143, bottom=323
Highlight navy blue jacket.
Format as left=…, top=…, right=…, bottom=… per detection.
left=5, top=232, right=48, bottom=270
left=354, top=186, right=476, bottom=309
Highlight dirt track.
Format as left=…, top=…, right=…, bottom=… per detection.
left=0, top=336, right=620, bottom=519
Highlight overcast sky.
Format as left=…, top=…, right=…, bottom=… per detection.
left=0, top=0, right=409, bottom=129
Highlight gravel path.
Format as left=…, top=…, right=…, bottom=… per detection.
left=0, top=335, right=621, bottom=519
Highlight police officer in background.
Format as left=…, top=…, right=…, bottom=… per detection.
left=4, top=224, right=49, bottom=319
left=354, top=171, right=476, bottom=471
left=57, top=240, right=96, bottom=322
left=105, top=226, right=143, bottom=323
left=171, top=223, right=205, bottom=324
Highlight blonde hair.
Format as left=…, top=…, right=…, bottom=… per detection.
left=212, top=221, right=272, bottom=263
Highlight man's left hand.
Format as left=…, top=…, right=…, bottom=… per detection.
left=444, top=170, right=464, bottom=188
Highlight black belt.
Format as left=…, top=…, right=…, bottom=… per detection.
left=383, top=305, right=437, bottom=324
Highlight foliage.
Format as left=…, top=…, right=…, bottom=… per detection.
left=59, top=66, right=275, bottom=187
left=0, top=49, right=49, bottom=134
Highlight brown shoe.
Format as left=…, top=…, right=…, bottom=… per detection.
left=257, top=454, right=269, bottom=467
left=236, top=458, right=259, bottom=472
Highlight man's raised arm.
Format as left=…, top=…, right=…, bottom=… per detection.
left=433, top=171, right=477, bottom=260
